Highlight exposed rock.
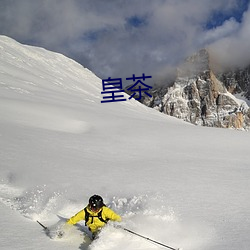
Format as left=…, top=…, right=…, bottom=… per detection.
left=217, top=66, right=250, bottom=100
left=129, top=49, right=250, bottom=130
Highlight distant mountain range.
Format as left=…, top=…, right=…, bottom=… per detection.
left=126, top=49, right=250, bottom=130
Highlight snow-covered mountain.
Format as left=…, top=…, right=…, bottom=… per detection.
left=0, top=36, right=250, bottom=250
left=136, top=49, right=250, bottom=130
left=217, top=65, right=250, bottom=101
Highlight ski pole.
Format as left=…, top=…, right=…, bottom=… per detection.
left=122, top=227, right=180, bottom=250
left=37, top=220, right=48, bottom=231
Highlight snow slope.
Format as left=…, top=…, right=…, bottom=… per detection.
left=0, top=35, right=250, bottom=250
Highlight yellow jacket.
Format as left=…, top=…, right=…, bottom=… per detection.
left=67, top=206, right=121, bottom=233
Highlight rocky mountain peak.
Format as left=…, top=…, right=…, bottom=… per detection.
left=132, top=49, right=250, bottom=130
left=177, top=48, right=210, bottom=78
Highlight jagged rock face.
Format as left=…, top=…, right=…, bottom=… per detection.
left=137, top=49, right=250, bottom=130
left=217, top=66, right=250, bottom=99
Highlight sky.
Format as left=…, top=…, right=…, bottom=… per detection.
left=0, top=0, right=249, bottom=85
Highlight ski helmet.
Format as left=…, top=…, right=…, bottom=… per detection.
left=89, top=195, right=104, bottom=210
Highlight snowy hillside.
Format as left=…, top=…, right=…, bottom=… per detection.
left=0, top=36, right=250, bottom=250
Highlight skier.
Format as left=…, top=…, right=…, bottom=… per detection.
left=66, top=194, right=121, bottom=239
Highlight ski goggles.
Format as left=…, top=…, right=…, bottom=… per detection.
left=89, top=205, right=101, bottom=212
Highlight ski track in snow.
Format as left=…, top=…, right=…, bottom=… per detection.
left=0, top=99, right=91, bottom=134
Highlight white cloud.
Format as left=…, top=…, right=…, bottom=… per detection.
left=209, top=5, right=250, bottom=68
left=200, top=18, right=240, bottom=45
left=0, top=0, right=249, bottom=82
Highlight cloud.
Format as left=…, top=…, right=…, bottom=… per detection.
left=200, top=18, right=240, bottom=45
left=0, top=0, right=249, bottom=84
left=209, top=3, right=250, bottom=69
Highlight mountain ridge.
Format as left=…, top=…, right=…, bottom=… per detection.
left=131, top=48, right=250, bottom=130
